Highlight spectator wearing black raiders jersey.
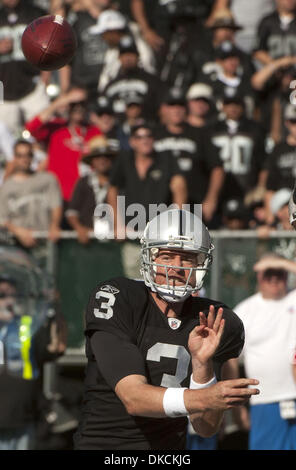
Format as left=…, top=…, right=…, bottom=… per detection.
left=254, top=0, right=296, bottom=66
left=73, top=208, right=259, bottom=450
left=102, top=35, right=161, bottom=121
left=264, top=103, right=296, bottom=224
left=200, top=41, right=256, bottom=119
left=66, top=135, right=117, bottom=244
left=107, top=122, right=187, bottom=236
left=154, top=88, right=224, bottom=226
left=207, top=93, right=268, bottom=215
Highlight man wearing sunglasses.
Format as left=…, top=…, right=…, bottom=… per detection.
left=225, top=253, right=296, bottom=450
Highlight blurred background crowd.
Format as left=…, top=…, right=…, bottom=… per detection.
left=1, top=0, right=296, bottom=244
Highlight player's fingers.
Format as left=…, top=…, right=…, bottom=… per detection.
left=227, top=387, right=260, bottom=398
left=213, top=307, right=224, bottom=333
left=207, top=305, right=215, bottom=328
left=216, top=318, right=225, bottom=340
left=227, top=378, right=259, bottom=388
left=199, top=311, right=207, bottom=326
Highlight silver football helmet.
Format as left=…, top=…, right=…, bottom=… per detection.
left=140, top=209, right=214, bottom=302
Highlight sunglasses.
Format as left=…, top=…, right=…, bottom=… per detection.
left=262, top=268, right=288, bottom=281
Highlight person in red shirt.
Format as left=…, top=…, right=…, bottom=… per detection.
left=47, top=101, right=101, bottom=202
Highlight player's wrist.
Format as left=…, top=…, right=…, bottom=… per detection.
left=190, top=374, right=217, bottom=389
left=162, top=388, right=189, bottom=417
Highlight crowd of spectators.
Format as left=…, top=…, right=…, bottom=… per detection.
left=0, top=0, right=296, bottom=244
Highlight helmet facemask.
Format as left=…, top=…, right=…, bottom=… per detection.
left=141, top=243, right=213, bottom=303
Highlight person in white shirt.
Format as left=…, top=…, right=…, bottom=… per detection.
left=226, top=253, right=296, bottom=450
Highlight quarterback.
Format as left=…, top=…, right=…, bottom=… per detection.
left=74, top=209, right=259, bottom=450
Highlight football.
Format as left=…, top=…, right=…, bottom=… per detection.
left=21, top=15, right=77, bottom=71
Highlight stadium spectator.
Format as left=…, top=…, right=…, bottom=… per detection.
left=0, top=121, right=15, bottom=185
left=251, top=55, right=296, bottom=141
left=107, top=122, right=187, bottom=237
left=227, top=253, right=296, bottom=450
left=60, top=0, right=111, bottom=96
left=102, top=35, right=162, bottom=121
left=154, top=88, right=224, bottom=225
left=88, top=95, right=120, bottom=152
left=186, top=83, right=217, bottom=128
left=0, top=253, right=66, bottom=450
left=66, top=135, right=117, bottom=244
left=254, top=0, right=296, bottom=66
left=89, top=9, right=156, bottom=92
left=207, top=93, right=268, bottom=215
left=0, top=0, right=50, bottom=137
left=264, top=103, right=296, bottom=224
left=207, top=0, right=276, bottom=53
left=257, top=188, right=292, bottom=237
left=24, top=87, right=87, bottom=150
left=46, top=99, right=101, bottom=219
left=0, top=139, right=62, bottom=248
left=194, top=10, right=255, bottom=84
left=116, top=93, right=145, bottom=150
left=221, top=198, right=250, bottom=230
left=200, top=41, right=256, bottom=119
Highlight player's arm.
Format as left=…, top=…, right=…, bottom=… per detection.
left=114, top=371, right=258, bottom=425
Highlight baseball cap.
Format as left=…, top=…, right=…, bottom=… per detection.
left=162, top=88, right=186, bottom=106
left=124, top=93, right=144, bottom=107
left=186, top=83, right=213, bottom=101
left=89, top=95, right=114, bottom=115
left=118, top=35, right=138, bottom=55
left=222, top=88, right=244, bottom=105
left=270, top=188, right=291, bottom=215
left=215, top=41, right=240, bottom=60
left=222, top=198, right=249, bottom=219
left=284, top=103, right=296, bottom=121
left=89, top=10, right=127, bottom=35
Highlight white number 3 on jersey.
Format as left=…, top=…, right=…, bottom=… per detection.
left=94, top=291, right=116, bottom=319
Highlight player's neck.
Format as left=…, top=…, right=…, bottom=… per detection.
left=151, top=292, right=184, bottom=317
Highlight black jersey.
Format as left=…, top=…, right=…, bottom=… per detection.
left=207, top=118, right=267, bottom=202
left=255, top=11, right=296, bottom=59
left=74, top=277, right=244, bottom=450
left=266, top=141, right=296, bottom=191
left=154, top=124, right=222, bottom=204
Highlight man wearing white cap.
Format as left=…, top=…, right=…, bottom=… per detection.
left=186, top=83, right=217, bottom=128
left=90, top=9, right=156, bottom=92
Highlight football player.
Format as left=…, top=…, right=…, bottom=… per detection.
left=74, top=209, right=259, bottom=450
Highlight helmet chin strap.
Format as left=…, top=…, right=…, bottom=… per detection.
left=153, top=284, right=193, bottom=303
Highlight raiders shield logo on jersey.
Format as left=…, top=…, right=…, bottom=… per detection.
left=100, top=285, right=120, bottom=294
left=168, top=318, right=181, bottom=330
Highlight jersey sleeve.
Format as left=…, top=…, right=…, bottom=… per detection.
left=214, top=307, right=245, bottom=364
left=85, top=278, right=146, bottom=389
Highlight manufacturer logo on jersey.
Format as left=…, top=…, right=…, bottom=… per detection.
left=100, top=285, right=120, bottom=295
left=168, top=318, right=181, bottom=330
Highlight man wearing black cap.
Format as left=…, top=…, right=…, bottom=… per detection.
left=200, top=40, right=256, bottom=119
left=102, top=35, right=161, bottom=121
left=206, top=91, right=267, bottom=215
left=154, top=88, right=224, bottom=226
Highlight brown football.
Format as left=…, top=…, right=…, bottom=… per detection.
left=21, top=15, right=77, bottom=71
